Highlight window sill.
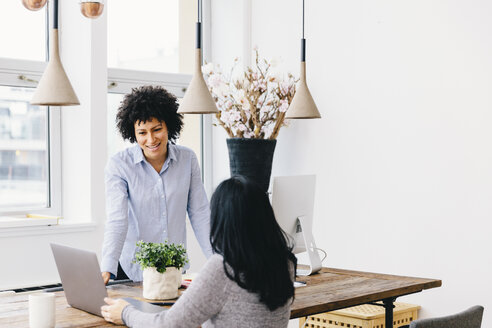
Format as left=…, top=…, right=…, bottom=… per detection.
left=0, top=217, right=98, bottom=237
left=0, top=216, right=59, bottom=228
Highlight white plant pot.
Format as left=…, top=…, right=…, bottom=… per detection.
left=142, top=267, right=182, bottom=300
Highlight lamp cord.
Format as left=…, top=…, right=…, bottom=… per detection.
left=302, top=0, right=305, bottom=39
left=196, top=0, right=202, bottom=49
left=300, top=0, right=306, bottom=61
left=198, top=0, right=202, bottom=23
left=53, top=0, right=58, bottom=29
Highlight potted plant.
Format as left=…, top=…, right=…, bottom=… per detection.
left=134, top=240, right=188, bottom=300
left=204, top=49, right=297, bottom=192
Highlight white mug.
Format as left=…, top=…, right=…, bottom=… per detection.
left=29, top=293, right=56, bottom=328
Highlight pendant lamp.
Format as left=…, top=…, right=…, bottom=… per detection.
left=22, top=0, right=47, bottom=11
left=31, top=0, right=80, bottom=106
left=177, top=0, right=218, bottom=114
left=80, top=0, right=105, bottom=19
left=286, top=0, right=320, bottom=119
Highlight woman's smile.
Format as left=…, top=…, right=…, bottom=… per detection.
left=134, top=117, right=169, bottom=165
left=146, top=142, right=161, bottom=151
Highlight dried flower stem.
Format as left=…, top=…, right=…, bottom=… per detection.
left=205, top=49, right=297, bottom=139
left=215, top=112, right=234, bottom=137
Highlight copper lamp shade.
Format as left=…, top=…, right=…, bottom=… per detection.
left=22, top=0, right=47, bottom=11
left=80, top=1, right=105, bottom=19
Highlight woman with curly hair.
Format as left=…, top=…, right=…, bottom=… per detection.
left=101, top=85, right=212, bottom=284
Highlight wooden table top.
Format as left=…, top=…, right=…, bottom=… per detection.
left=291, top=267, right=441, bottom=318
left=0, top=267, right=441, bottom=327
left=0, top=283, right=145, bottom=328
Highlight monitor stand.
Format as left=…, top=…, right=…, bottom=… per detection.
left=295, top=216, right=322, bottom=276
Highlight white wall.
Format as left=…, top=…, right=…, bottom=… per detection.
left=211, top=0, right=492, bottom=326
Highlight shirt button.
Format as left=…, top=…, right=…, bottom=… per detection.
left=161, top=195, right=165, bottom=199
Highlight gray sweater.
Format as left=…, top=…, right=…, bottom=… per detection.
left=122, top=254, right=292, bottom=328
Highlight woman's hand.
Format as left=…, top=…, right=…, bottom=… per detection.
left=101, top=297, right=129, bottom=325
left=101, top=272, right=111, bottom=285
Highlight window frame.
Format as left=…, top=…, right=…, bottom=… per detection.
left=0, top=58, right=62, bottom=217
left=0, top=3, right=61, bottom=218
left=106, top=68, right=191, bottom=164
left=107, top=74, right=214, bottom=197
left=106, top=0, right=215, bottom=197
left=107, top=68, right=190, bottom=97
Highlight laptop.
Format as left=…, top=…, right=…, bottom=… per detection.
left=50, top=243, right=166, bottom=316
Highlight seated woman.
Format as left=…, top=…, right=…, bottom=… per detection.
left=101, top=176, right=297, bottom=328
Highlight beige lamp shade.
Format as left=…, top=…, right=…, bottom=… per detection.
left=178, top=49, right=218, bottom=114
left=286, top=61, right=320, bottom=119
left=31, top=29, right=80, bottom=106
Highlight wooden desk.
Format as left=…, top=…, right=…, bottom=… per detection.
left=0, top=283, right=144, bottom=327
left=293, top=267, right=441, bottom=328
left=0, top=268, right=441, bottom=328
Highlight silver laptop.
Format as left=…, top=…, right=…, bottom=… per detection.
left=50, top=243, right=166, bottom=316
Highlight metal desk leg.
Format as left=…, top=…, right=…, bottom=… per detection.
left=382, top=297, right=396, bottom=328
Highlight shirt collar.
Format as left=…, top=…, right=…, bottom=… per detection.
left=132, top=145, right=144, bottom=164
left=132, top=142, right=177, bottom=165
left=167, top=142, right=178, bottom=163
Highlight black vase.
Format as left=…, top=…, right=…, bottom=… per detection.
left=226, top=138, right=277, bottom=193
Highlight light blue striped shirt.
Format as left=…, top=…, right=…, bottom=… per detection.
left=101, top=143, right=212, bottom=281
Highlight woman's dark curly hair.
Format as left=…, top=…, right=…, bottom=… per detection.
left=116, top=85, right=183, bottom=143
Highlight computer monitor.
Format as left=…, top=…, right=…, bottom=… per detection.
left=272, top=175, right=322, bottom=276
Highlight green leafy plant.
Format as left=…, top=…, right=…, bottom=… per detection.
left=134, top=240, right=188, bottom=273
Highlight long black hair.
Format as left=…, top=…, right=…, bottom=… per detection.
left=210, top=176, right=297, bottom=311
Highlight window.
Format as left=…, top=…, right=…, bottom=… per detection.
left=107, top=0, right=180, bottom=73
left=107, top=0, right=203, bottom=163
left=106, top=1, right=212, bottom=274
left=0, top=2, right=46, bottom=61
left=0, top=86, right=48, bottom=210
left=106, top=71, right=201, bottom=161
left=0, top=4, right=60, bottom=216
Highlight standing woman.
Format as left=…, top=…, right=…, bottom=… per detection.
left=101, top=85, right=212, bottom=284
left=101, top=176, right=297, bottom=328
